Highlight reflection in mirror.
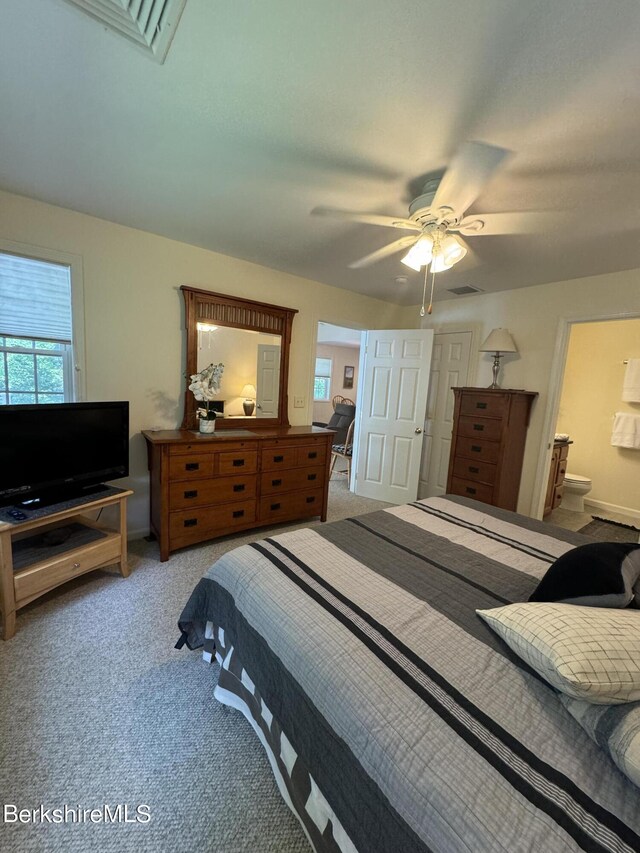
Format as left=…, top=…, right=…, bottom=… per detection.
left=197, top=324, right=281, bottom=419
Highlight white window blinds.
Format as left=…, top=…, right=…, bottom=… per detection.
left=315, top=357, right=332, bottom=377
left=0, top=252, right=72, bottom=343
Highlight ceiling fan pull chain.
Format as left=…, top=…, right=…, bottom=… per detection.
left=420, top=266, right=428, bottom=317
left=427, top=271, right=436, bottom=315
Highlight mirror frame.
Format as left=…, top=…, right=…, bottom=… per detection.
left=181, top=285, right=298, bottom=430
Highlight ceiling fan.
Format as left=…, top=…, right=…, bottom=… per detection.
left=312, top=141, right=556, bottom=314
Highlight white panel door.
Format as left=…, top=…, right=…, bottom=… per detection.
left=256, top=345, right=280, bottom=418
left=418, top=330, right=472, bottom=498
left=354, top=329, right=434, bottom=503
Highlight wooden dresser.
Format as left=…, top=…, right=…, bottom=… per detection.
left=143, top=426, right=334, bottom=561
left=446, top=388, right=538, bottom=511
left=543, top=440, right=571, bottom=516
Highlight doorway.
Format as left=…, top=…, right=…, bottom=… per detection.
left=535, top=314, right=640, bottom=530
left=312, top=322, right=361, bottom=487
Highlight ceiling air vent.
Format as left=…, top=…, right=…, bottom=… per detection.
left=446, top=285, right=484, bottom=296
left=62, top=0, right=187, bottom=63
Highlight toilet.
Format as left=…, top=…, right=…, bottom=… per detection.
left=561, top=473, right=593, bottom=512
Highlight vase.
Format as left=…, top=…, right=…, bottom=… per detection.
left=199, top=418, right=216, bottom=434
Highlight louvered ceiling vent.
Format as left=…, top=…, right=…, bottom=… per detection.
left=62, top=0, right=187, bottom=63
left=446, top=285, right=484, bottom=296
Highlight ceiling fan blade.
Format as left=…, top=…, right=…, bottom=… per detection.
left=431, top=142, right=511, bottom=219
left=348, top=235, right=419, bottom=269
left=457, top=210, right=566, bottom=236
left=311, top=207, right=421, bottom=231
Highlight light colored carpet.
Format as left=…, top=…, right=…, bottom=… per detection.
left=0, top=478, right=390, bottom=853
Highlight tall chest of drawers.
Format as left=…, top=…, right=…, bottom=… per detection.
left=143, top=427, right=334, bottom=561
left=446, top=388, right=537, bottom=511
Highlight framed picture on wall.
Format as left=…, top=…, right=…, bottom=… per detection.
left=343, top=365, right=354, bottom=389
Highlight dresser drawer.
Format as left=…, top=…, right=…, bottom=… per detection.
left=169, top=455, right=215, bottom=481
left=454, top=436, right=501, bottom=464
left=259, top=488, right=324, bottom=523
left=452, top=457, right=497, bottom=485
left=261, top=446, right=299, bottom=471
left=169, top=475, right=257, bottom=510
left=557, top=443, right=570, bottom=461
left=261, top=465, right=325, bottom=495
left=459, top=393, right=509, bottom=419
left=457, top=416, right=503, bottom=442
left=295, top=445, right=327, bottom=467
left=170, top=500, right=257, bottom=545
left=218, top=450, right=258, bottom=476
left=169, top=440, right=251, bottom=455
left=449, top=476, right=494, bottom=503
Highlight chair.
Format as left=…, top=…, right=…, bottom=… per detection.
left=341, top=397, right=355, bottom=406
left=329, top=420, right=355, bottom=479
left=332, top=395, right=346, bottom=410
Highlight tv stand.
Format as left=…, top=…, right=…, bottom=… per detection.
left=0, top=488, right=132, bottom=640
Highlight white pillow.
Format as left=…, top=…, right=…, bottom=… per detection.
left=477, top=602, right=640, bottom=704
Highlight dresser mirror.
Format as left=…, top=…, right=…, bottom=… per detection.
left=181, top=286, right=297, bottom=430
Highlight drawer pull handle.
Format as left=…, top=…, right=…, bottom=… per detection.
left=270, top=502, right=281, bottom=511
left=271, top=478, right=282, bottom=486
left=465, top=486, right=477, bottom=495
left=308, top=451, right=318, bottom=459
left=73, top=562, right=80, bottom=569
left=184, top=518, right=198, bottom=528
left=273, top=455, right=284, bottom=463
left=185, top=462, right=200, bottom=471
left=232, top=510, right=245, bottom=519
left=233, top=484, right=245, bottom=493
left=476, top=402, right=487, bottom=409
left=559, top=467, right=566, bottom=476
left=471, top=445, right=482, bottom=453
left=306, top=496, right=316, bottom=504
left=472, top=423, right=485, bottom=431
left=232, top=459, right=245, bottom=467
left=468, top=466, right=479, bottom=474
left=184, top=490, right=198, bottom=499
left=307, top=474, right=317, bottom=481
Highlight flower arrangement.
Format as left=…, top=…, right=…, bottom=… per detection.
left=189, top=362, right=224, bottom=421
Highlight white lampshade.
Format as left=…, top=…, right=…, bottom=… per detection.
left=430, top=234, right=468, bottom=273
left=479, top=328, right=518, bottom=354
left=401, top=235, right=434, bottom=271
left=241, top=384, right=256, bottom=398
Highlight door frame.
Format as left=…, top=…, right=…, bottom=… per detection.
left=531, top=308, right=640, bottom=519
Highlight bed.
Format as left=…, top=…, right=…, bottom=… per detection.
left=178, top=495, right=640, bottom=853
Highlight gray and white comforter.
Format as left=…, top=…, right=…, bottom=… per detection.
left=178, top=496, right=640, bottom=853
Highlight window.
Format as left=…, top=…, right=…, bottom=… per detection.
left=314, top=357, right=332, bottom=401
left=0, top=252, right=76, bottom=405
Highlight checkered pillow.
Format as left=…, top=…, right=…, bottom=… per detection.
left=477, top=602, right=640, bottom=704
left=559, top=694, right=640, bottom=788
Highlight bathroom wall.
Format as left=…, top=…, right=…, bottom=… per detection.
left=556, top=318, right=640, bottom=515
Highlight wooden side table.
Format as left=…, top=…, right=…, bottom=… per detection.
left=0, top=488, right=132, bottom=640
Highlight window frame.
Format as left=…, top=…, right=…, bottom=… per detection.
left=313, top=356, right=332, bottom=402
left=0, top=240, right=86, bottom=402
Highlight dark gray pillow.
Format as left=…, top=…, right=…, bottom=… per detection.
left=529, top=542, right=640, bottom=608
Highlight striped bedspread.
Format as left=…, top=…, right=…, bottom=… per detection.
left=178, top=496, right=640, bottom=853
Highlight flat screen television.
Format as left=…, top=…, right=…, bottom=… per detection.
left=0, top=401, right=129, bottom=508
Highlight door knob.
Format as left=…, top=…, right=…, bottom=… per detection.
left=414, top=427, right=423, bottom=434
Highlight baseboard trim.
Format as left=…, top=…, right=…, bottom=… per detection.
left=584, top=499, right=640, bottom=521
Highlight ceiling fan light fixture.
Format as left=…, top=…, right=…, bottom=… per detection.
left=401, top=235, right=433, bottom=271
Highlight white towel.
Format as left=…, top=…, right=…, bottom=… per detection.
left=611, top=412, right=640, bottom=449
left=622, top=359, right=640, bottom=402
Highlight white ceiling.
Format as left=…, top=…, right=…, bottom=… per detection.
left=2, top=0, right=640, bottom=305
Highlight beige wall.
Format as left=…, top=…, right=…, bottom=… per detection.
left=313, top=343, right=360, bottom=424
left=0, top=190, right=408, bottom=535
left=418, top=269, right=640, bottom=515
left=556, top=319, right=640, bottom=514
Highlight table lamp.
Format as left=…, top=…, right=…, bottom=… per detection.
left=479, top=329, right=518, bottom=389
left=241, top=384, right=257, bottom=416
